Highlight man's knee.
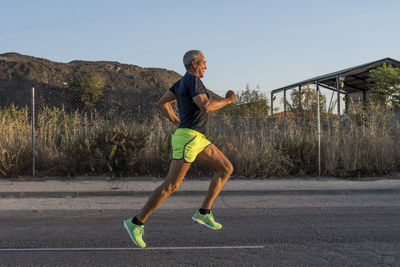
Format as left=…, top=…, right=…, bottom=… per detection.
left=163, top=182, right=180, bottom=195
left=218, top=160, right=234, bottom=177
left=226, top=161, right=234, bottom=176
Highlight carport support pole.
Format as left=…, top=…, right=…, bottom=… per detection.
left=336, top=75, right=340, bottom=115
left=283, top=89, right=287, bottom=117
left=32, top=87, right=35, bottom=177
left=316, top=82, right=321, bottom=177
left=271, top=92, right=274, bottom=116
left=299, top=85, right=302, bottom=110
left=362, top=90, right=367, bottom=109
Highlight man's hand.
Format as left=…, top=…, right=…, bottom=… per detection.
left=225, top=90, right=237, bottom=103
left=157, top=90, right=180, bottom=122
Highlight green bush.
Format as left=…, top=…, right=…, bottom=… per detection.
left=76, top=72, right=104, bottom=108
left=220, top=85, right=270, bottom=117
left=95, top=123, right=148, bottom=175
left=367, top=63, right=400, bottom=108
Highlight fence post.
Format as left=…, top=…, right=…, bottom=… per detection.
left=32, top=87, right=35, bottom=177
left=316, top=82, right=321, bottom=177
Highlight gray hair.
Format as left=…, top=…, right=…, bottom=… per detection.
left=183, top=50, right=203, bottom=67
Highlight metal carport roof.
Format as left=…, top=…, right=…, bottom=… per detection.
left=271, top=57, right=400, bottom=94
left=270, top=57, right=400, bottom=116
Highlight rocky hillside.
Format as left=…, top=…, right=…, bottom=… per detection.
left=0, top=52, right=221, bottom=119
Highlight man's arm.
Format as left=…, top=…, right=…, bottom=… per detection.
left=193, top=90, right=237, bottom=113
left=156, top=90, right=180, bottom=123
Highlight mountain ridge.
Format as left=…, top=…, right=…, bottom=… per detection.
left=0, top=52, right=221, bottom=118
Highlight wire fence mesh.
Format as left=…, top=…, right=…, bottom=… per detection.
left=1, top=86, right=400, bottom=178
left=0, top=85, right=164, bottom=176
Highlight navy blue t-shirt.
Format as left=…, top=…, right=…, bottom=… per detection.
left=169, top=72, right=210, bottom=134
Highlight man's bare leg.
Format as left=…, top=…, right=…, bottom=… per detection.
left=196, top=144, right=233, bottom=210
left=136, top=159, right=191, bottom=222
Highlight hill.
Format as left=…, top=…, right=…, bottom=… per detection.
left=0, top=52, right=221, bottom=119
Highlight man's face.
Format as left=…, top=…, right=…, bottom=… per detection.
left=193, top=54, right=207, bottom=78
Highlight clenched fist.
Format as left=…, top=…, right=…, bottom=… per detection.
left=225, top=90, right=237, bottom=102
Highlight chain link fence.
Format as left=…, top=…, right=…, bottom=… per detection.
left=1, top=85, right=400, bottom=178
left=0, top=85, right=166, bottom=177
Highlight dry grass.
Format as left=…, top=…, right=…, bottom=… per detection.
left=0, top=106, right=31, bottom=176
left=322, top=110, right=400, bottom=176
left=0, top=105, right=399, bottom=178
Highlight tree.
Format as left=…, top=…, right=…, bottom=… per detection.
left=220, top=84, right=270, bottom=117
left=77, top=72, right=104, bottom=107
left=367, top=63, right=400, bottom=108
left=286, top=85, right=327, bottom=117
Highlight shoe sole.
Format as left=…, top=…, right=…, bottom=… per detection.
left=191, top=216, right=221, bottom=230
left=123, top=220, right=145, bottom=248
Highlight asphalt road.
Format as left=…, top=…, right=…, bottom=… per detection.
left=1, top=207, right=400, bottom=266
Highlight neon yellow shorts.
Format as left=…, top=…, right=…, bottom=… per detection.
left=171, top=128, right=211, bottom=163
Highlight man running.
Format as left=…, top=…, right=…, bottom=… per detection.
left=123, top=50, right=237, bottom=248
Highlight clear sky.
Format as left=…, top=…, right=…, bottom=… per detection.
left=1, top=0, right=400, bottom=97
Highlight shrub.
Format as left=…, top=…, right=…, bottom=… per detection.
left=76, top=72, right=104, bottom=108
left=287, top=86, right=328, bottom=117
left=220, top=85, right=270, bottom=117
left=94, top=123, right=148, bottom=175
left=367, top=63, right=400, bottom=108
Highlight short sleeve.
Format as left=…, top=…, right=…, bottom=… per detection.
left=169, top=80, right=180, bottom=95
left=189, top=76, right=207, bottom=98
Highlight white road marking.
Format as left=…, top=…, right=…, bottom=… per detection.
left=0, top=246, right=266, bottom=252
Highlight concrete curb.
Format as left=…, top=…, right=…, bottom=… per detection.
left=2, top=188, right=400, bottom=198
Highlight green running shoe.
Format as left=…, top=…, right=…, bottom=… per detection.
left=123, top=218, right=146, bottom=248
left=192, top=211, right=222, bottom=230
